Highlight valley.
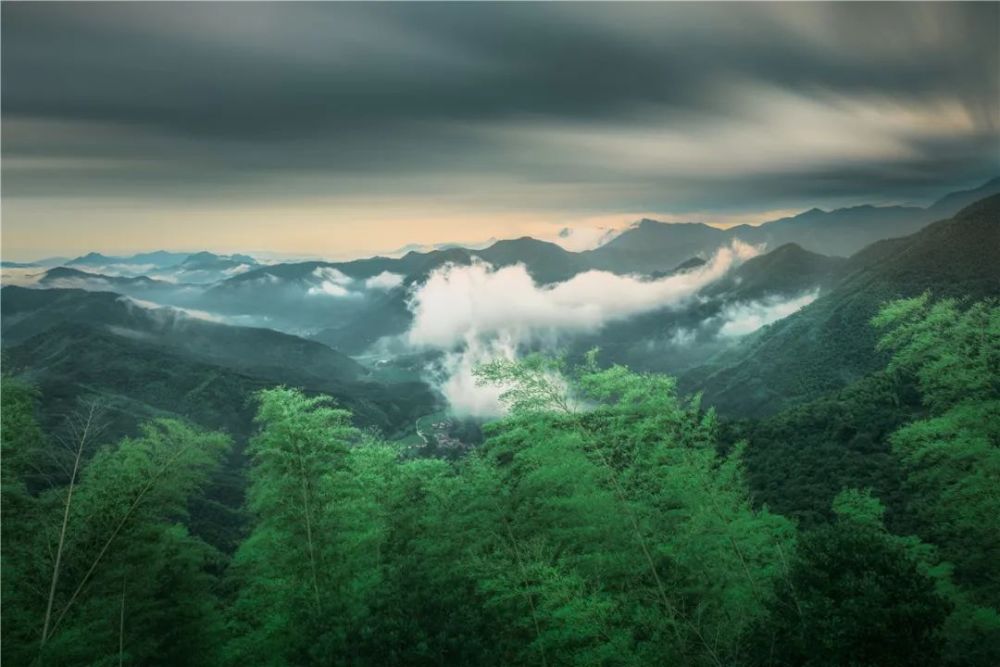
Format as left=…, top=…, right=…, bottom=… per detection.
left=5, top=179, right=998, bottom=438
left=4, top=4, right=999, bottom=663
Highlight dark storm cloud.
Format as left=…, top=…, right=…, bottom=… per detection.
left=3, top=2, right=999, bottom=211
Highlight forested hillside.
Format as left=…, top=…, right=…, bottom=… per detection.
left=3, top=292, right=997, bottom=665
left=4, top=1, right=998, bottom=663
left=684, top=195, right=1000, bottom=415
left=2, top=194, right=998, bottom=667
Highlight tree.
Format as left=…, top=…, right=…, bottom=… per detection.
left=1, top=405, right=230, bottom=666
left=873, top=296, right=1000, bottom=661
left=474, top=354, right=795, bottom=665
left=747, top=489, right=951, bottom=667
left=225, top=387, right=363, bottom=664
left=873, top=297, right=999, bottom=602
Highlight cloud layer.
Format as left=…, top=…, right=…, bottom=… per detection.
left=406, top=241, right=760, bottom=415
left=3, top=3, right=997, bottom=257
left=716, top=291, right=819, bottom=337
left=306, top=267, right=355, bottom=297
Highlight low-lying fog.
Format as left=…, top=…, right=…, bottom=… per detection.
left=2, top=240, right=822, bottom=419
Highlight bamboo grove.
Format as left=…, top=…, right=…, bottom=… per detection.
left=2, top=297, right=998, bottom=666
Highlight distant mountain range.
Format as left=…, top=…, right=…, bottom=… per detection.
left=683, top=193, right=1000, bottom=416
left=49, top=250, right=260, bottom=283
left=66, top=250, right=190, bottom=269
left=8, top=177, right=997, bottom=293
left=201, top=176, right=1000, bottom=308
left=583, top=176, right=1000, bottom=273
left=4, top=179, right=997, bottom=421
left=24, top=178, right=986, bottom=354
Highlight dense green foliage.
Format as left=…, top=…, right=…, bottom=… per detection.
left=729, top=370, right=921, bottom=528
left=3, top=294, right=997, bottom=664
left=874, top=296, right=1000, bottom=609
left=747, top=490, right=951, bottom=667
left=1, top=390, right=230, bottom=665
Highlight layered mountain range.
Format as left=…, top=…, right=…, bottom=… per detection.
left=2, top=179, right=998, bottom=442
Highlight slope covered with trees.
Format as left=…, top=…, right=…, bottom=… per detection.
left=685, top=194, right=1000, bottom=416
left=3, top=292, right=997, bottom=664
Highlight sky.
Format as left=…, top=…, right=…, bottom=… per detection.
left=2, top=2, right=998, bottom=261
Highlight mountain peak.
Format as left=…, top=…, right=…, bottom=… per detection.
left=183, top=251, right=218, bottom=262
left=67, top=251, right=116, bottom=265
left=41, top=266, right=92, bottom=279
left=768, top=242, right=808, bottom=256
left=484, top=236, right=564, bottom=252
left=929, top=178, right=1000, bottom=216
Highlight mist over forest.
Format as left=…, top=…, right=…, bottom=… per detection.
left=3, top=3, right=999, bottom=666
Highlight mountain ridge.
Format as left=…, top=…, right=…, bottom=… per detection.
left=683, top=193, right=1000, bottom=416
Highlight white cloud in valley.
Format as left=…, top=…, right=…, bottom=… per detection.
left=716, top=290, right=819, bottom=337
left=405, top=240, right=761, bottom=416
left=306, top=266, right=355, bottom=297
left=365, top=271, right=405, bottom=290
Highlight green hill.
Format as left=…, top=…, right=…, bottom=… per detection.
left=4, top=322, right=432, bottom=440
left=1, top=286, right=437, bottom=439
left=2, top=286, right=366, bottom=385
left=704, top=243, right=845, bottom=300
left=685, top=194, right=1000, bottom=416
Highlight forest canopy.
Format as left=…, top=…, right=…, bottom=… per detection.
left=2, top=296, right=998, bottom=665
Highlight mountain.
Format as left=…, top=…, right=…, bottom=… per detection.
left=1, top=286, right=365, bottom=385
left=65, top=250, right=190, bottom=269
left=4, top=321, right=433, bottom=445
left=926, top=176, right=1000, bottom=217
left=1, top=286, right=437, bottom=439
left=310, top=285, right=414, bottom=354
left=24, top=178, right=998, bottom=354
left=309, top=238, right=589, bottom=352
left=735, top=205, right=926, bottom=258
left=589, top=177, right=1000, bottom=272
left=208, top=238, right=587, bottom=339
left=583, top=220, right=726, bottom=274
left=33, top=267, right=214, bottom=313
left=65, top=251, right=120, bottom=267
left=173, top=177, right=1000, bottom=307
left=565, top=245, right=843, bottom=377
left=224, top=237, right=584, bottom=288
left=39, top=266, right=177, bottom=290
left=179, top=251, right=257, bottom=271
left=130, top=250, right=192, bottom=267
left=703, top=243, right=845, bottom=301
left=57, top=250, right=258, bottom=284
left=684, top=193, right=1000, bottom=416
left=475, top=237, right=590, bottom=283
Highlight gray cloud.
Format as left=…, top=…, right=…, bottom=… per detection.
left=2, top=3, right=998, bottom=221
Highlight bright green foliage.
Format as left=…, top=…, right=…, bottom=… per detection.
left=1, top=379, right=50, bottom=661
left=6, top=293, right=998, bottom=665
left=473, top=356, right=796, bottom=666
left=221, top=364, right=795, bottom=666
left=225, top=388, right=496, bottom=665
left=355, top=454, right=497, bottom=665
left=225, top=387, right=367, bottom=663
left=874, top=297, right=1000, bottom=608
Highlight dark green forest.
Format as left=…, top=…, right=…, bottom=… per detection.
left=4, top=1, right=1000, bottom=663
left=2, top=295, right=997, bottom=666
